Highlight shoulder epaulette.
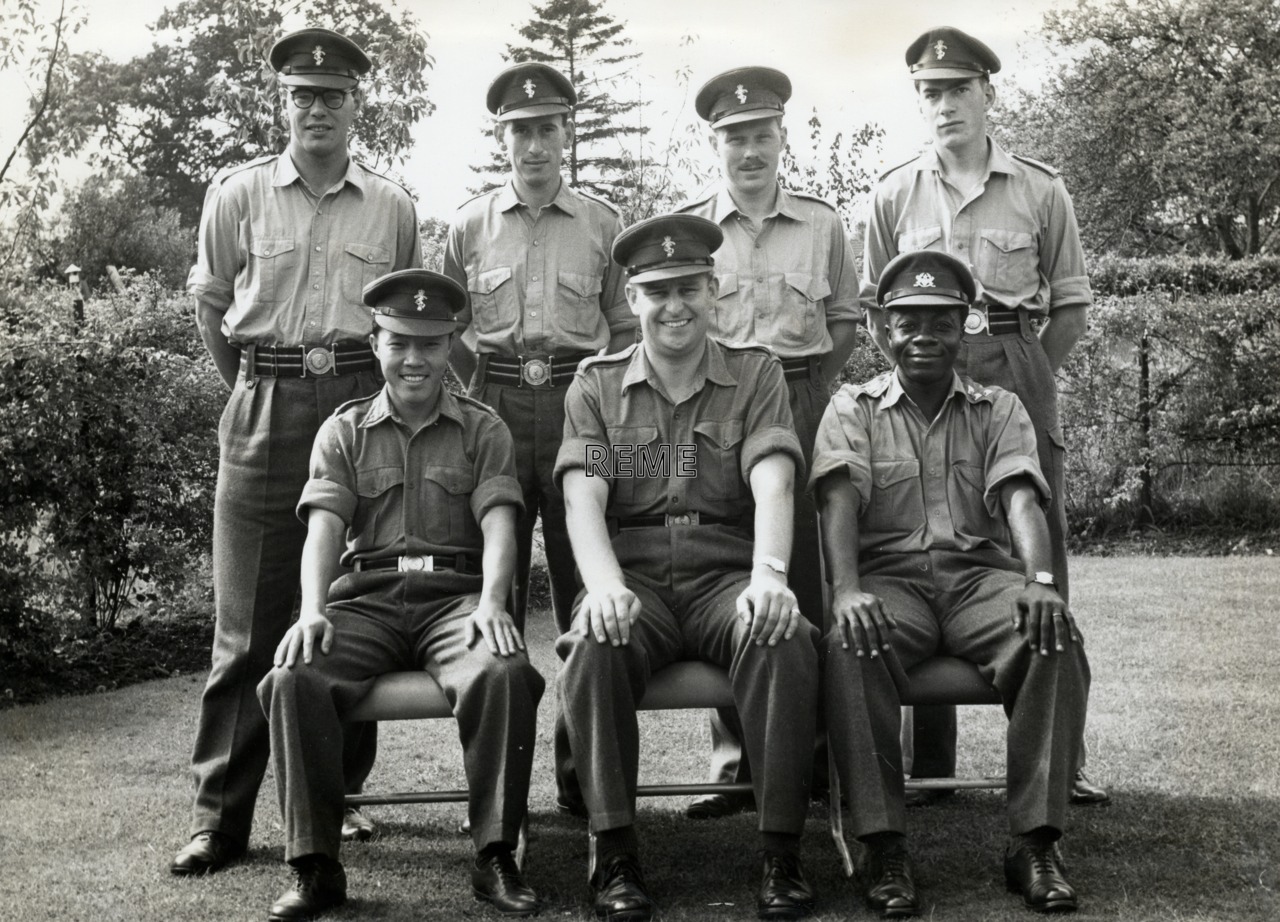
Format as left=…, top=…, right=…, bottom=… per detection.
left=716, top=338, right=777, bottom=360
left=959, top=375, right=1000, bottom=404
left=454, top=186, right=502, bottom=212
left=674, top=188, right=717, bottom=213
left=1010, top=153, right=1059, bottom=178
left=211, top=154, right=279, bottom=184
left=331, top=392, right=378, bottom=417
left=848, top=371, right=893, bottom=398
left=575, top=187, right=621, bottom=216
left=784, top=188, right=839, bottom=211
left=579, top=344, right=638, bottom=370
left=875, top=153, right=923, bottom=183
left=454, top=392, right=502, bottom=418
left=352, top=158, right=416, bottom=199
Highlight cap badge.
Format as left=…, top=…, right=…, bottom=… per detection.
left=312, top=45, right=326, bottom=65
left=414, top=290, right=427, bottom=311
left=523, top=78, right=537, bottom=98
left=914, top=273, right=936, bottom=288
left=734, top=84, right=748, bottom=104
left=661, top=236, right=676, bottom=258
left=933, top=40, right=947, bottom=59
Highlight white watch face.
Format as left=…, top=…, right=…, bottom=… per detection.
left=1033, top=571, right=1056, bottom=585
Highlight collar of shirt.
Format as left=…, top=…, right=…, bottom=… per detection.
left=878, top=369, right=996, bottom=412
left=272, top=153, right=366, bottom=195
left=619, top=337, right=738, bottom=399
left=913, top=135, right=1017, bottom=183
left=496, top=177, right=579, bottom=217
left=711, top=183, right=807, bottom=225
left=358, top=385, right=465, bottom=431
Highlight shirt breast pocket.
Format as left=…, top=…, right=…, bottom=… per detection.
left=469, top=266, right=516, bottom=334
left=556, top=271, right=604, bottom=338
left=866, top=458, right=923, bottom=534
left=763, top=272, right=829, bottom=350
left=341, top=244, right=392, bottom=306
left=896, top=226, right=943, bottom=253
left=352, top=466, right=404, bottom=547
left=422, top=464, right=480, bottom=546
left=948, top=460, right=998, bottom=538
left=712, top=273, right=748, bottom=341
left=247, top=237, right=297, bottom=307
left=976, top=229, right=1038, bottom=298
left=604, top=426, right=662, bottom=506
left=692, top=419, right=746, bottom=502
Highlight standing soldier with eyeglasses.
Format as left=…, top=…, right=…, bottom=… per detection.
left=173, top=27, right=422, bottom=876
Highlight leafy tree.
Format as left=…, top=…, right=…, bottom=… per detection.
left=779, top=109, right=884, bottom=243
left=43, top=0, right=434, bottom=227
left=471, top=0, right=645, bottom=205
left=995, top=0, right=1280, bottom=258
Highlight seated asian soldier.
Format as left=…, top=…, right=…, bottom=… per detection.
left=256, top=269, right=545, bottom=921
left=812, top=251, right=1090, bottom=917
left=553, top=214, right=821, bottom=922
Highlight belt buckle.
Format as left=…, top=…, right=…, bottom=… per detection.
left=397, top=555, right=434, bottom=572
left=304, top=346, right=335, bottom=376
left=964, top=307, right=989, bottom=335
left=520, top=356, right=551, bottom=387
left=664, top=512, right=699, bottom=527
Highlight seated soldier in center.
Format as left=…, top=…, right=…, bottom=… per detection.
left=256, top=269, right=545, bottom=921
left=812, top=251, right=1090, bottom=917
left=554, top=214, right=821, bottom=922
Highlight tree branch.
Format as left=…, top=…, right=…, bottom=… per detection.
left=0, top=0, right=67, bottom=187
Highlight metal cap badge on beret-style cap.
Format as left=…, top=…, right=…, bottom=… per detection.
left=906, top=27, right=1001, bottom=81
left=363, top=269, right=466, bottom=337
left=613, top=214, right=724, bottom=285
left=695, top=66, right=791, bottom=129
left=877, top=250, right=977, bottom=309
left=486, top=63, right=576, bottom=121
left=270, top=27, right=371, bottom=88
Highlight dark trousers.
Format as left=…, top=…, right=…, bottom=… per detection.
left=189, top=372, right=380, bottom=845
left=557, top=570, right=820, bottom=835
left=257, top=570, right=545, bottom=861
left=824, top=551, right=1088, bottom=839
left=706, top=374, right=830, bottom=788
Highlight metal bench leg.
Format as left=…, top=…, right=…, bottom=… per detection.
left=515, top=812, right=528, bottom=870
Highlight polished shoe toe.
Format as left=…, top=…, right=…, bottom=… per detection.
left=267, top=856, right=347, bottom=921
left=1004, top=840, right=1078, bottom=913
left=591, top=855, right=654, bottom=921
left=684, top=790, right=755, bottom=820
left=169, top=830, right=245, bottom=876
left=756, top=853, right=816, bottom=919
left=858, top=845, right=919, bottom=918
left=472, top=849, right=542, bottom=917
left=1068, top=770, right=1111, bottom=806
left=341, top=806, right=376, bottom=842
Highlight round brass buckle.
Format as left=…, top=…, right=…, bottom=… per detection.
left=521, top=358, right=551, bottom=386
left=304, top=347, right=335, bottom=375
left=964, top=308, right=988, bottom=335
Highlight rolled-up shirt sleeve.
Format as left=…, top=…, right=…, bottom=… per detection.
left=983, top=392, right=1051, bottom=514
left=186, top=179, right=238, bottom=312
left=555, top=374, right=610, bottom=491
left=740, top=357, right=804, bottom=481
left=469, top=414, right=525, bottom=522
left=298, top=417, right=358, bottom=525
left=808, top=386, right=873, bottom=513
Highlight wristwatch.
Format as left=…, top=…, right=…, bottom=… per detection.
left=1026, top=571, right=1057, bottom=589
left=754, top=555, right=788, bottom=577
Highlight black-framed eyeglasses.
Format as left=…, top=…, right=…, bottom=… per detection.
left=288, top=89, right=350, bottom=110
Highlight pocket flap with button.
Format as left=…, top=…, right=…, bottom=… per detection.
left=250, top=237, right=296, bottom=259
left=473, top=266, right=513, bottom=296
left=357, top=466, right=405, bottom=498
left=897, top=226, right=942, bottom=252
left=606, top=426, right=660, bottom=447
left=424, top=465, right=475, bottom=495
left=692, top=419, right=744, bottom=449
left=344, top=243, right=391, bottom=266
left=784, top=272, right=832, bottom=303
left=979, top=229, right=1034, bottom=254
left=871, top=459, right=920, bottom=489
left=558, top=271, right=603, bottom=299
left=952, top=461, right=986, bottom=491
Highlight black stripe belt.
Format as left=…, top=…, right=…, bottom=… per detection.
left=779, top=355, right=821, bottom=383
left=964, top=306, right=1024, bottom=336
left=354, top=553, right=476, bottom=574
left=242, top=341, right=375, bottom=379
left=614, top=512, right=747, bottom=530
left=480, top=352, right=593, bottom=388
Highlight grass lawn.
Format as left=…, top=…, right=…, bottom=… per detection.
left=1, top=556, right=1277, bottom=921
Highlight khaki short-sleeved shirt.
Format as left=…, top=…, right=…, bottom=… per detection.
left=443, top=180, right=633, bottom=356
left=299, top=387, right=523, bottom=569
left=187, top=155, right=423, bottom=345
left=678, top=186, right=860, bottom=357
left=860, top=138, right=1091, bottom=319
left=808, top=370, right=1049, bottom=557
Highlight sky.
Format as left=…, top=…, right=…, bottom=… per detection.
left=4, top=0, right=1071, bottom=221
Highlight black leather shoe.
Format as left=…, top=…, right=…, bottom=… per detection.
left=857, top=844, right=919, bottom=918
left=341, top=806, right=376, bottom=842
left=591, top=855, right=654, bottom=921
left=684, top=790, right=755, bottom=820
left=268, top=856, right=347, bottom=921
left=756, top=853, right=817, bottom=919
left=472, top=849, right=542, bottom=917
left=1068, top=770, right=1111, bottom=806
left=1004, top=840, right=1078, bottom=913
left=903, top=787, right=955, bottom=808
left=169, top=830, right=245, bottom=876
